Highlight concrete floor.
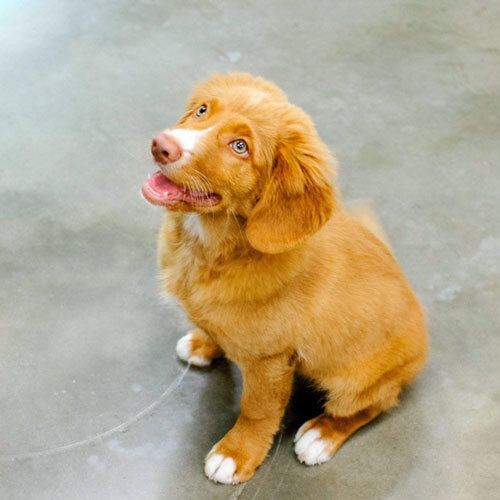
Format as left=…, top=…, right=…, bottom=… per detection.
left=1, top=0, right=499, bottom=498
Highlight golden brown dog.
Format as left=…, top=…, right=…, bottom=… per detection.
left=142, top=73, right=428, bottom=484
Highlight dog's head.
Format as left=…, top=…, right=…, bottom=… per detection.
left=142, top=73, right=337, bottom=253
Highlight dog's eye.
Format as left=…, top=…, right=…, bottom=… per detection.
left=195, top=104, right=208, bottom=117
left=230, top=139, right=248, bottom=155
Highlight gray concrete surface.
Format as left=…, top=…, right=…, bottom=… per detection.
left=1, top=0, right=499, bottom=498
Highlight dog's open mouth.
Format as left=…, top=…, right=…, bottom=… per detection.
left=142, top=170, right=221, bottom=207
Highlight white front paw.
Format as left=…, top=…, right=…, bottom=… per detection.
left=204, top=453, right=239, bottom=484
left=175, top=333, right=211, bottom=367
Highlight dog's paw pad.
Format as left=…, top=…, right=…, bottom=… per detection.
left=294, top=428, right=334, bottom=466
left=204, top=453, right=239, bottom=484
left=175, top=333, right=212, bottom=367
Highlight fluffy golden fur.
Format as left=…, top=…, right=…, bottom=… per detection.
left=150, top=73, right=428, bottom=483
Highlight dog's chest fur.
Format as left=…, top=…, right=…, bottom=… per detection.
left=157, top=213, right=307, bottom=357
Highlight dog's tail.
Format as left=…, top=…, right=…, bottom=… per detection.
left=347, top=200, right=392, bottom=251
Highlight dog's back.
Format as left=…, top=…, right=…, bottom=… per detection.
left=347, top=201, right=391, bottom=250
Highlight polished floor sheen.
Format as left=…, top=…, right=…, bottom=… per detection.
left=1, top=1, right=499, bottom=499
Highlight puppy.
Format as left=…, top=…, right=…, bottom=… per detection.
left=142, top=73, right=428, bottom=484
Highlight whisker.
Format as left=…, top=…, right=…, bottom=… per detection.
left=185, top=170, right=236, bottom=240
left=192, top=168, right=210, bottom=184
left=192, top=169, right=213, bottom=193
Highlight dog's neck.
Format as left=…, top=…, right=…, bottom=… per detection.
left=181, top=212, right=253, bottom=260
left=176, top=211, right=312, bottom=302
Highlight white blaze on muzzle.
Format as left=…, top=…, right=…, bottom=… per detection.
left=163, top=127, right=213, bottom=154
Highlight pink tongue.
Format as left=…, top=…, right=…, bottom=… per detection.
left=141, top=171, right=188, bottom=206
left=141, top=170, right=221, bottom=207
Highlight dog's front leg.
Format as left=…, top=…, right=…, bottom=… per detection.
left=176, top=328, right=223, bottom=367
left=204, top=351, right=295, bottom=484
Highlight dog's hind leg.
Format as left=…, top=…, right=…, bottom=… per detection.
left=294, top=352, right=425, bottom=465
left=294, top=406, right=383, bottom=465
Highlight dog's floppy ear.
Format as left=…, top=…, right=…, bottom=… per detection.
left=246, top=113, right=336, bottom=254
